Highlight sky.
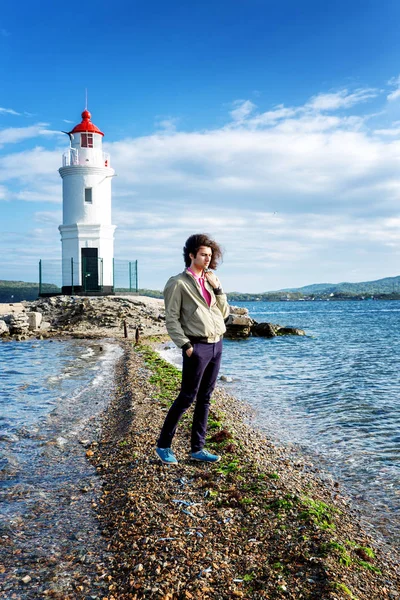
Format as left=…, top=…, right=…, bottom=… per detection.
left=1, top=0, right=400, bottom=293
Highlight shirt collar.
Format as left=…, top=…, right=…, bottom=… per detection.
left=187, top=267, right=205, bottom=281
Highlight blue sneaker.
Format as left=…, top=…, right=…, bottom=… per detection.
left=155, top=447, right=178, bottom=465
left=190, top=449, right=220, bottom=463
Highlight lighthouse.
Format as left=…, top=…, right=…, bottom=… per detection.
left=58, top=109, right=116, bottom=295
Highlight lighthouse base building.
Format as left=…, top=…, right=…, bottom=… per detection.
left=58, top=109, right=116, bottom=295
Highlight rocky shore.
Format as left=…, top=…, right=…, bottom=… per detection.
left=0, top=296, right=167, bottom=341
left=0, top=295, right=305, bottom=341
left=83, top=342, right=400, bottom=599
left=1, top=295, right=400, bottom=599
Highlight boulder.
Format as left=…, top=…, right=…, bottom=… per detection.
left=251, top=322, right=279, bottom=337
left=277, top=326, right=306, bottom=336
left=224, top=307, right=254, bottom=339
left=8, top=313, right=30, bottom=335
left=229, top=305, right=250, bottom=316
left=27, top=311, right=42, bottom=330
left=0, top=320, right=9, bottom=336
left=251, top=322, right=306, bottom=337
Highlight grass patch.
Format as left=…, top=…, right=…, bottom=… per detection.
left=208, top=418, right=223, bottom=430
left=299, top=496, right=337, bottom=530
left=323, top=540, right=381, bottom=573
left=346, top=542, right=376, bottom=561
left=137, top=344, right=181, bottom=406
left=217, top=458, right=241, bottom=475
left=331, top=582, right=358, bottom=599
left=357, top=560, right=381, bottom=574
left=269, top=493, right=298, bottom=512
left=322, top=541, right=352, bottom=566
left=240, top=497, right=253, bottom=505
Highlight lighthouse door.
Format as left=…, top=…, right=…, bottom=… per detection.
left=82, top=248, right=100, bottom=292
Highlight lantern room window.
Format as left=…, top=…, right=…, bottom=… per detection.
left=81, top=133, right=93, bottom=148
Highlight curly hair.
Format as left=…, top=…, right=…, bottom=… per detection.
left=183, top=234, right=223, bottom=270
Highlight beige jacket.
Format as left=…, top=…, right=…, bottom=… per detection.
left=163, top=270, right=230, bottom=348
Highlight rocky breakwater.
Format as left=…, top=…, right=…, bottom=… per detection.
left=0, top=297, right=305, bottom=342
left=225, top=305, right=306, bottom=339
left=0, top=295, right=168, bottom=341
left=0, top=304, right=50, bottom=340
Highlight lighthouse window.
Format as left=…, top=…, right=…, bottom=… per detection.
left=81, top=133, right=93, bottom=148
left=84, top=188, right=93, bottom=203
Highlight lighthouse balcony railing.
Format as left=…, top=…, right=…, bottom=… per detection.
left=62, top=149, right=111, bottom=168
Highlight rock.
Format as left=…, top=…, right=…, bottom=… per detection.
left=228, top=314, right=253, bottom=326
left=251, top=322, right=278, bottom=337
left=0, top=320, right=9, bottom=336
left=27, top=311, right=42, bottom=330
left=21, top=575, right=32, bottom=584
left=220, top=375, right=233, bottom=383
left=134, top=563, right=144, bottom=573
left=276, top=326, right=306, bottom=336
left=8, top=313, right=30, bottom=335
left=229, top=305, right=249, bottom=316
left=39, top=321, right=51, bottom=331
left=224, top=310, right=254, bottom=339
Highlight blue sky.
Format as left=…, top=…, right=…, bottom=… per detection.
left=2, top=0, right=400, bottom=292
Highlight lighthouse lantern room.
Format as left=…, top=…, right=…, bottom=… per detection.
left=58, top=109, right=116, bottom=295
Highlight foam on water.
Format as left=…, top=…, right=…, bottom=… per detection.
left=0, top=338, right=122, bottom=498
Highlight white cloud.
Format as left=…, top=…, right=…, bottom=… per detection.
left=0, top=124, right=61, bottom=146
left=230, top=100, right=256, bottom=122
left=387, top=88, right=400, bottom=102
left=0, top=107, right=20, bottom=116
left=14, top=185, right=61, bottom=204
left=226, top=88, right=376, bottom=131
left=155, top=116, right=179, bottom=133
left=0, top=147, right=60, bottom=181
left=34, top=210, right=62, bottom=225
left=2, top=81, right=400, bottom=289
left=307, top=88, right=378, bottom=111
left=110, top=204, right=400, bottom=290
left=373, top=127, right=400, bottom=136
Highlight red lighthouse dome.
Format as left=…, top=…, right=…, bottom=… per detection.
left=69, top=110, right=104, bottom=136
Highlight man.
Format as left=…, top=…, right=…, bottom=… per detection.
left=156, top=233, right=230, bottom=464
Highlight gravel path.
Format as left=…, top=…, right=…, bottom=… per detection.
left=84, top=342, right=400, bottom=600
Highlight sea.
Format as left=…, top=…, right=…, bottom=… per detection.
left=0, top=338, right=122, bottom=591
left=1, top=300, right=399, bottom=552
left=159, top=300, right=400, bottom=547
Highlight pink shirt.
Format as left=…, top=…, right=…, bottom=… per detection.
left=187, top=268, right=212, bottom=307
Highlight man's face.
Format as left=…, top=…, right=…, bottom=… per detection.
left=190, top=246, right=212, bottom=271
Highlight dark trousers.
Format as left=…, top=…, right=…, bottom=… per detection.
left=157, top=340, right=223, bottom=452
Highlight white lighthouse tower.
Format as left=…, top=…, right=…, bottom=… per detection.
left=58, top=109, right=116, bottom=295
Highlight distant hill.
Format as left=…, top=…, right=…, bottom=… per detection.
left=1, top=274, right=399, bottom=304
left=280, top=275, right=400, bottom=296
left=0, top=280, right=165, bottom=303
left=0, top=280, right=57, bottom=303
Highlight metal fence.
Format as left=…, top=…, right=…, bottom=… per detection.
left=113, top=260, right=139, bottom=292
left=39, top=258, right=138, bottom=296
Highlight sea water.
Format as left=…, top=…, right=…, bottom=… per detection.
left=0, top=337, right=122, bottom=587
left=160, top=300, right=400, bottom=546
